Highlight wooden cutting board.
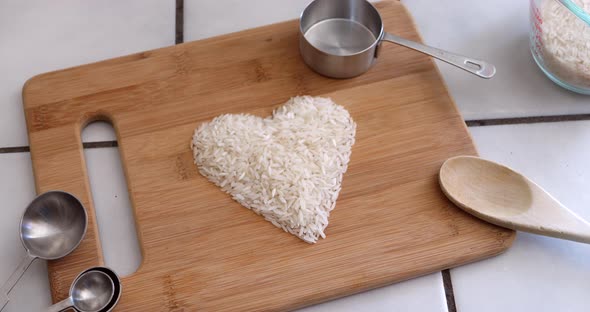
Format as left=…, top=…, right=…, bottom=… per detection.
left=23, top=1, right=514, bottom=311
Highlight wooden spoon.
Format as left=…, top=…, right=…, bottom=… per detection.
left=439, top=155, right=590, bottom=244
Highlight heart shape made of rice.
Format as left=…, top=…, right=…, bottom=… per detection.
left=191, top=96, right=356, bottom=243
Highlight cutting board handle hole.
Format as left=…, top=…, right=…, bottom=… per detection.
left=82, top=121, right=142, bottom=277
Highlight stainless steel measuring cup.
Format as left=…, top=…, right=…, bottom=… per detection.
left=1, top=191, right=87, bottom=311
left=299, top=0, right=496, bottom=79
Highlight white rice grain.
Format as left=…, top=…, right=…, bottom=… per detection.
left=191, top=96, right=356, bottom=243
left=540, top=0, right=590, bottom=88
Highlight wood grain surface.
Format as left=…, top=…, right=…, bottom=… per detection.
left=22, top=1, right=515, bottom=311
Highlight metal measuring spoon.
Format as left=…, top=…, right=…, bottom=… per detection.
left=0, top=191, right=87, bottom=311
left=47, top=270, right=114, bottom=312
left=79, top=267, right=122, bottom=312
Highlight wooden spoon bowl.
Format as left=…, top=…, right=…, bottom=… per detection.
left=439, top=156, right=590, bottom=244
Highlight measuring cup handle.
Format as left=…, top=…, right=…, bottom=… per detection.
left=0, top=253, right=36, bottom=310
left=381, top=32, right=496, bottom=79
left=46, top=297, right=74, bottom=312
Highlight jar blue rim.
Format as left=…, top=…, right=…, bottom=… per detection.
left=530, top=45, right=590, bottom=95
left=557, top=0, right=590, bottom=26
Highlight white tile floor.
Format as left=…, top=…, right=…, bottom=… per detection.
left=402, top=0, right=590, bottom=120
left=83, top=147, right=141, bottom=277
left=184, top=0, right=313, bottom=41
left=453, top=122, right=590, bottom=312
left=0, top=0, right=174, bottom=147
left=298, top=273, right=447, bottom=312
left=1, top=0, right=590, bottom=311
left=0, top=153, right=50, bottom=312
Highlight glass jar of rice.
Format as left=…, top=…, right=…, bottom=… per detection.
left=530, top=0, right=590, bottom=94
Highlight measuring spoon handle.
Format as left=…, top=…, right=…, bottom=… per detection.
left=382, top=32, right=496, bottom=79
left=46, top=297, right=74, bottom=312
left=0, top=253, right=36, bottom=311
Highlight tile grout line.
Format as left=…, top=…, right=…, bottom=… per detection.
left=0, top=146, right=30, bottom=153
left=2, top=112, right=590, bottom=153
left=0, top=0, right=184, bottom=154
left=176, top=0, right=184, bottom=44
left=442, top=269, right=457, bottom=312
left=83, top=141, right=118, bottom=148
left=1, top=1, right=183, bottom=154
left=0, top=141, right=118, bottom=154
left=2, top=3, right=588, bottom=153
left=465, top=113, right=590, bottom=127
